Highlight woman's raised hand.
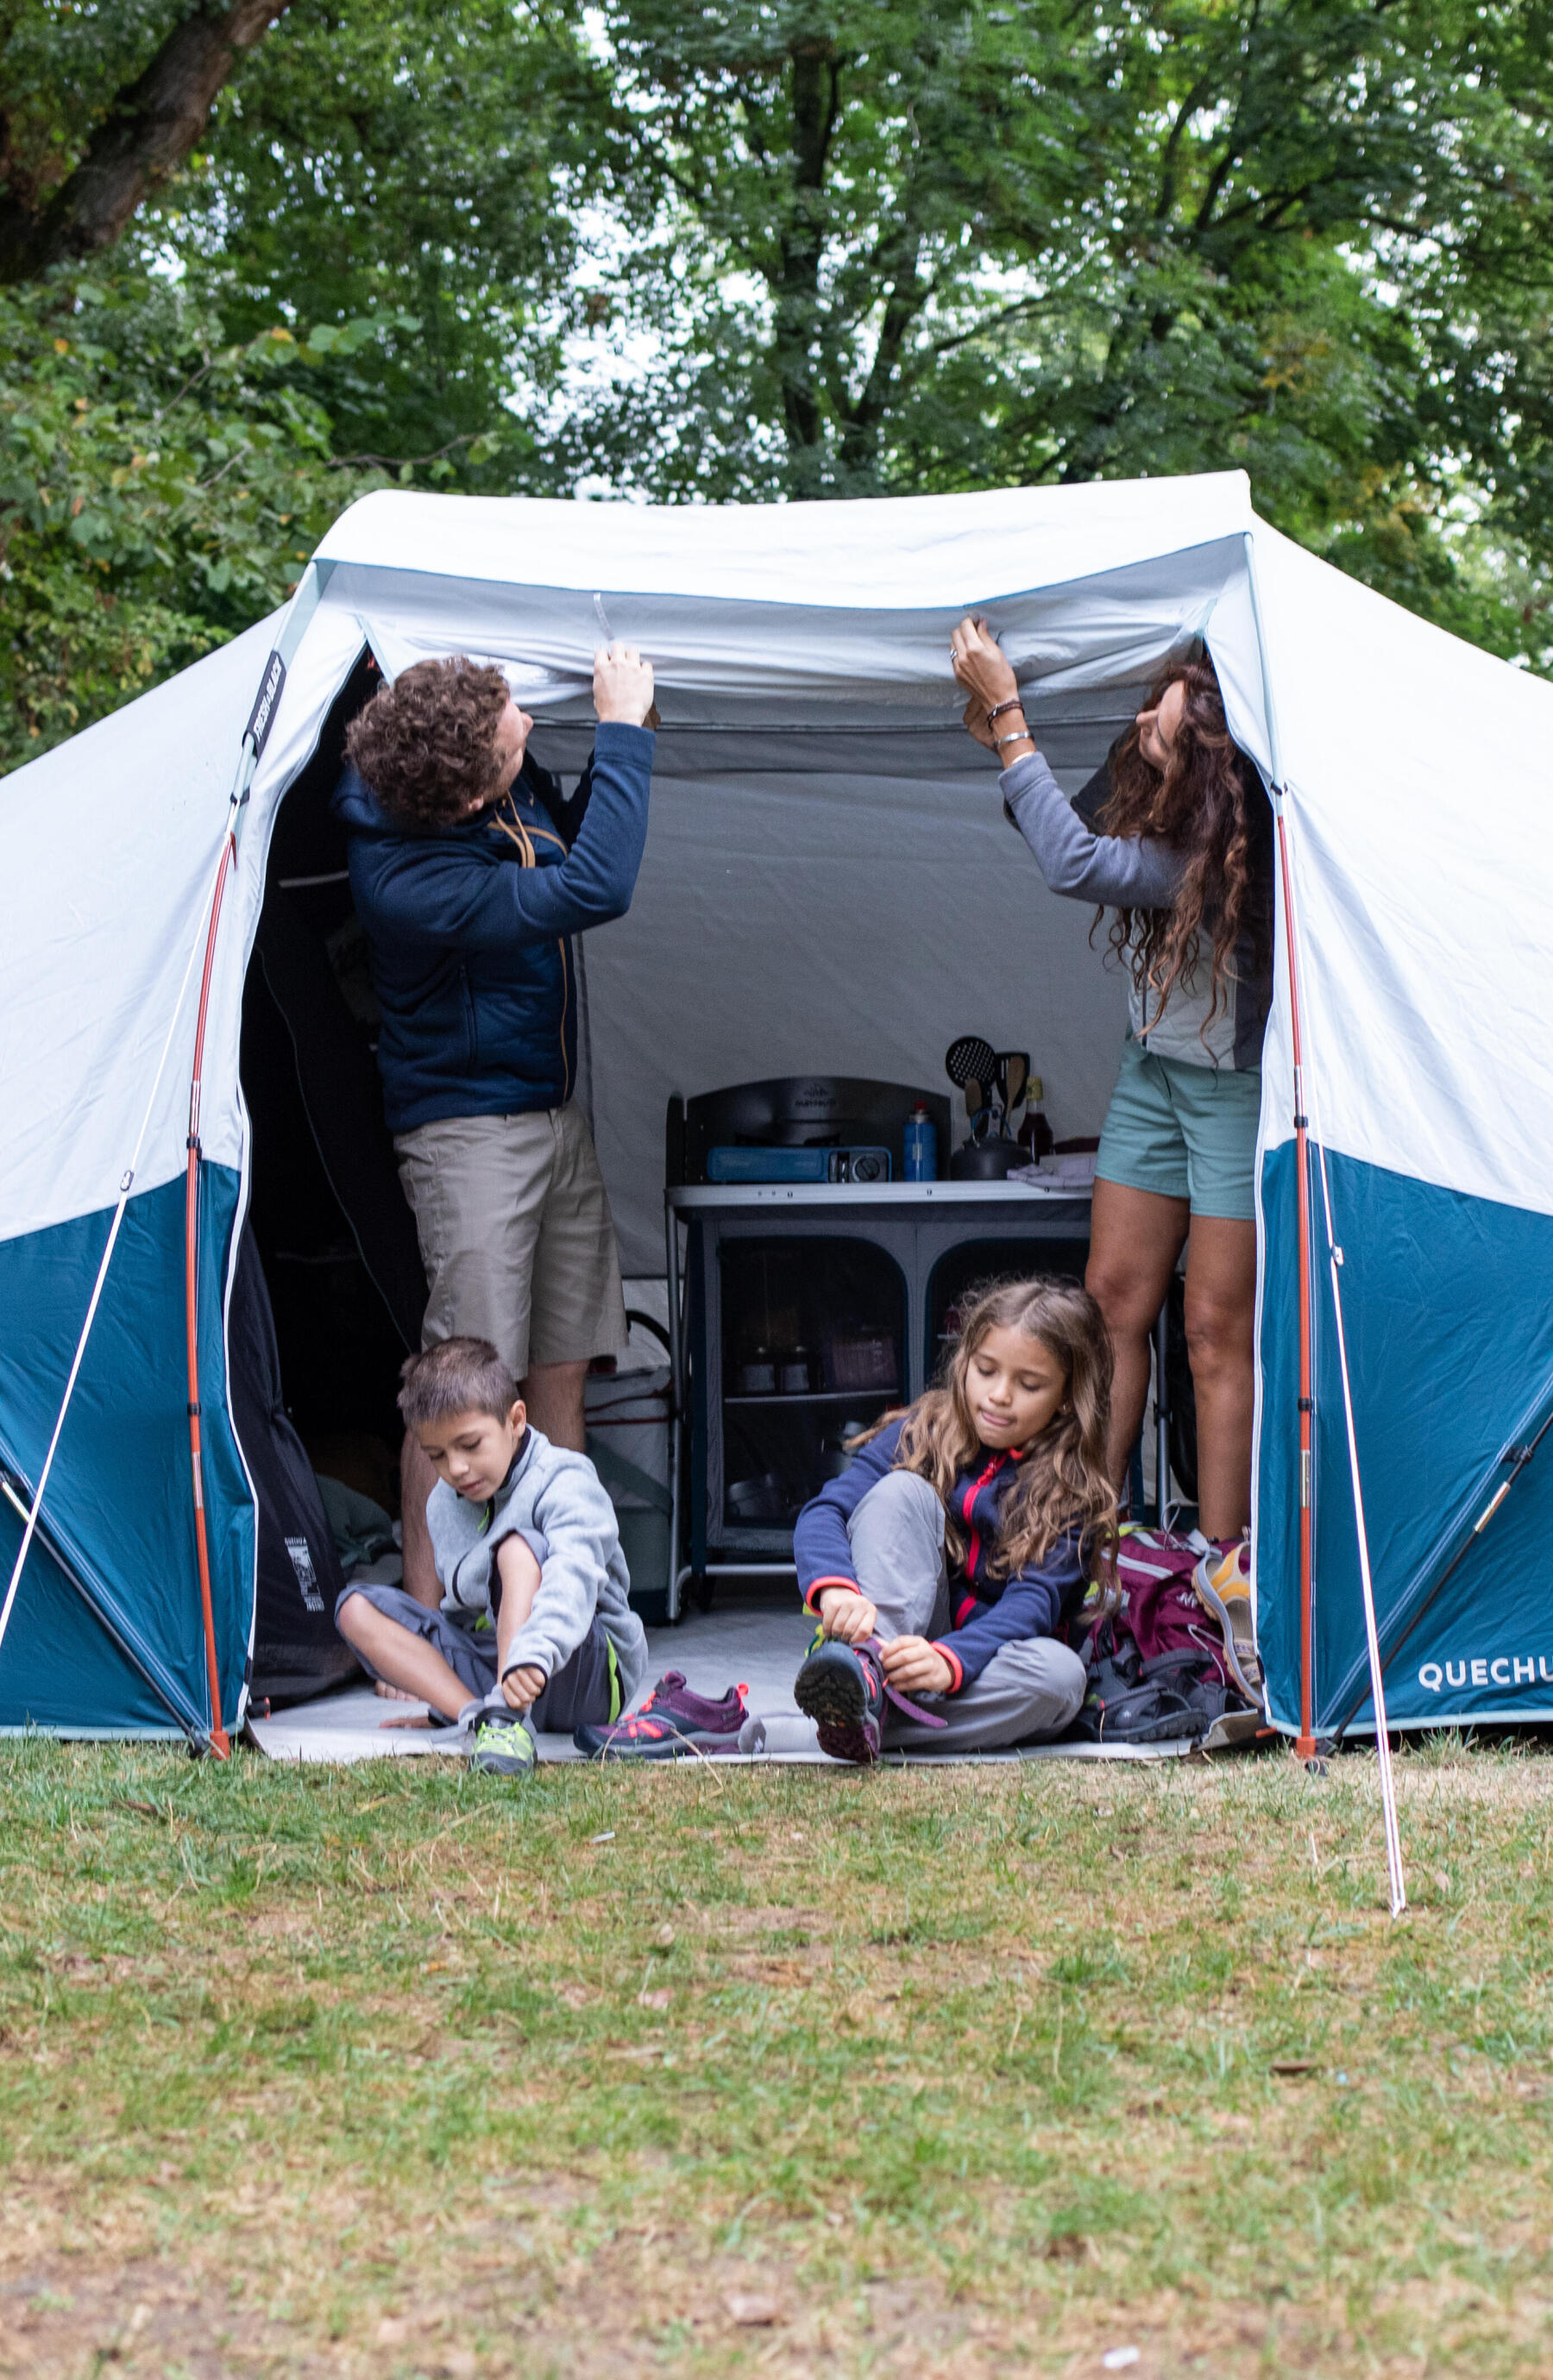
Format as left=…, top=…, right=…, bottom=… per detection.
left=950, top=615, right=1030, bottom=757
left=950, top=614, right=1016, bottom=706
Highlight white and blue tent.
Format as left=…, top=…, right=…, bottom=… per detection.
left=3, top=473, right=1551, bottom=1767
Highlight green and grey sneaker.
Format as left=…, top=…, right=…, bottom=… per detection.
left=468, top=1707, right=537, bottom=1778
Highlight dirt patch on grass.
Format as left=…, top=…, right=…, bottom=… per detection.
left=0, top=2258, right=321, bottom=2380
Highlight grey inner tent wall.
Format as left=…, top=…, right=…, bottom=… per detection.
left=529, top=693, right=1142, bottom=1277
left=342, top=548, right=1243, bottom=1278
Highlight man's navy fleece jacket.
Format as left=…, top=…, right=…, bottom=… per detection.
left=332, top=719, right=654, bottom=1133
left=792, top=1418, right=1087, bottom=1692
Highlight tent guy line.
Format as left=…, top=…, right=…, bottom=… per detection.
left=1283, top=801, right=1404, bottom=1910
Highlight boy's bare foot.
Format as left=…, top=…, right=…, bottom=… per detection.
left=374, top=1680, right=422, bottom=1702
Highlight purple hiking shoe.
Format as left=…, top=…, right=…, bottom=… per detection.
left=793, top=1636, right=885, bottom=1762
left=574, top=1672, right=747, bottom=1761
left=793, top=1635, right=950, bottom=1765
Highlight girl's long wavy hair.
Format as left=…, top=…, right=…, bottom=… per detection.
left=1097, top=653, right=1272, bottom=1040
left=858, top=1278, right=1117, bottom=1582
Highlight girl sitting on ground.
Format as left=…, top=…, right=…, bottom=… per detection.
left=791, top=1278, right=1116, bottom=1762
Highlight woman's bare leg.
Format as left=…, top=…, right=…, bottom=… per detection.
left=1085, top=1179, right=1191, bottom=1502
left=1182, top=1217, right=1257, bottom=1539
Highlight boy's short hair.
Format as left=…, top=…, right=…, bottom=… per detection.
left=399, top=1337, right=519, bottom=1429
left=344, top=655, right=511, bottom=830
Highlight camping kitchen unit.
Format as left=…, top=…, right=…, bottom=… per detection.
left=4, top=474, right=1553, bottom=1755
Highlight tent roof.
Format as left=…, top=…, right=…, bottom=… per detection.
left=314, top=473, right=1257, bottom=609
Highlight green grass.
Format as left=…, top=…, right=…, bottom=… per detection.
left=3, top=1740, right=1553, bottom=2377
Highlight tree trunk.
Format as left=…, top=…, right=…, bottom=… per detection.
left=772, top=37, right=840, bottom=490
left=838, top=225, right=927, bottom=483
left=0, top=0, right=292, bottom=284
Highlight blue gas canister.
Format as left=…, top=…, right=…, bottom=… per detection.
left=903, top=1104, right=937, bottom=1183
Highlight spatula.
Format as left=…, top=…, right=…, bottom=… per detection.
left=946, top=1036, right=997, bottom=1104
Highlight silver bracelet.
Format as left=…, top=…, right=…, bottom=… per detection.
left=993, top=728, right=1034, bottom=748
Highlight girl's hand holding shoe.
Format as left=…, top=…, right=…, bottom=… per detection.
left=881, top=1636, right=955, bottom=1697
left=818, top=1586, right=877, bottom=1643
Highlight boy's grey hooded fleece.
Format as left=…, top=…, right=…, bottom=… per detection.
left=426, top=1429, right=647, bottom=1699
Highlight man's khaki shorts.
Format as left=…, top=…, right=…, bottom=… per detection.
left=393, top=1104, right=628, bottom=1378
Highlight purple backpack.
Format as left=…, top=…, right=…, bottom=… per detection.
left=1068, top=1529, right=1253, bottom=1743
left=1103, top=1527, right=1237, bottom=1685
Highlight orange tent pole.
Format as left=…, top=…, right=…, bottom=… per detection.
left=183, top=832, right=237, bottom=1761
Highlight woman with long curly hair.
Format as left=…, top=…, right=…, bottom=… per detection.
left=789, top=1278, right=1116, bottom=1762
left=948, top=621, right=1273, bottom=1542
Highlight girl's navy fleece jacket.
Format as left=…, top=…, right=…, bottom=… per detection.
left=792, top=1419, right=1086, bottom=1692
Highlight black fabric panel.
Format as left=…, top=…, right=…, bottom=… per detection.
left=1072, top=747, right=1116, bottom=832
left=254, top=889, right=427, bottom=1353
left=229, top=1227, right=359, bottom=1704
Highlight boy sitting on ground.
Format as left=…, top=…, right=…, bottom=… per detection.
left=336, top=1337, right=647, bottom=1777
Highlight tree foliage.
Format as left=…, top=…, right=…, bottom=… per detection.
left=0, top=270, right=403, bottom=761
left=0, top=0, right=295, bottom=279
left=176, top=0, right=602, bottom=468
left=567, top=2, right=1553, bottom=661
left=3, top=0, right=1553, bottom=771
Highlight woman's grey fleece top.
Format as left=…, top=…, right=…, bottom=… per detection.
left=426, top=1428, right=648, bottom=1698
left=1000, top=748, right=1273, bottom=1071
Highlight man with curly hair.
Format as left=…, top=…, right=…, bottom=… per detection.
left=332, top=642, right=656, bottom=1605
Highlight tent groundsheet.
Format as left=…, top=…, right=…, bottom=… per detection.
left=244, top=1606, right=1209, bottom=1764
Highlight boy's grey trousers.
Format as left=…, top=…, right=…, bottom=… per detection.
left=846, top=1470, right=1086, bottom=1752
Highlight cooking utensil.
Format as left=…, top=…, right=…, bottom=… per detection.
left=999, top=1050, right=1029, bottom=1127
left=950, top=1138, right=1022, bottom=1181
left=946, top=1036, right=997, bottom=1099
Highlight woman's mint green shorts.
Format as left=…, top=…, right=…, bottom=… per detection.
left=1095, top=1037, right=1262, bottom=1221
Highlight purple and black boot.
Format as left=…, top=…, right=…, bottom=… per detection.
left=793, top=1635, right=950, bottom=1764
left=574, top=1673, right=747, bottom=1761
left=793, top=1636, right=887, bottom=1762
